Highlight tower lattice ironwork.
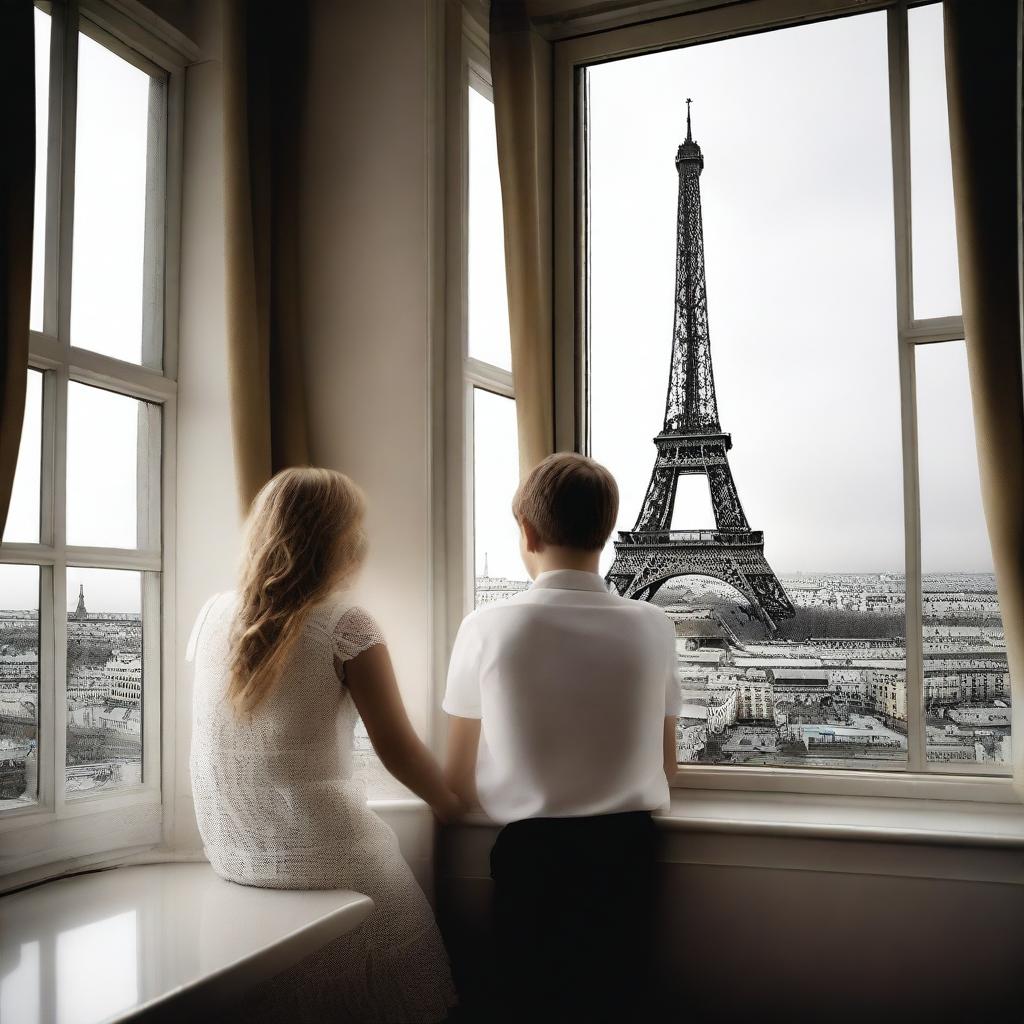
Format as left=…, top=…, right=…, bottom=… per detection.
left=606, top=101, right=795, bottom=631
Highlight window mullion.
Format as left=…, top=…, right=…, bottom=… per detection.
left=49, top=1, right=79, bottom=814
left=51, top=557, right=68, bottom=812
left=36, top=565, right=56, bottom=812
left=888, top=3, right=926, bottom=773
left=41, top=1, right=64, bottom=339
left=55, top=0, right=79, bottom=355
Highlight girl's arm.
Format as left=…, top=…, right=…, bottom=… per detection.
left=444, top=715, right=481, bottom=811
left=343, top=643, right=464, bottom=823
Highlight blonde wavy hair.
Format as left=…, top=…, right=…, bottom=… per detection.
left=228, top=467, right=367, bottom=713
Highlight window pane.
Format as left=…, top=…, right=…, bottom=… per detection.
left=0, top=564, right=40, bottom=810
left=66, top=382, right=160, bottom=550
left=589, top=13, right=909, bottom=770
left=66, top=568, right=143, bottom=796
left=473, top=389, right=527, bottom=607
left=468, top=86, right=512, bottom=371
left=917, top=341, right=1010, bottom=770
left=71, top=30, right=162, bottom=366
left=2, top=370, right=43, bottom=545
left=30, top=8, right=51, bottom=333
left=908, top=3, right=961, bottom=320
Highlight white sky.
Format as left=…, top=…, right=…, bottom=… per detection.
left=70, top=29, right=151, bottom=363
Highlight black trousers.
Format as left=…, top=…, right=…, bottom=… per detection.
left=489, top=810, right=658, bottom=1023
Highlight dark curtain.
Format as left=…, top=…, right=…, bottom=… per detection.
left=224, top=0, right=311, bottom=515
left=943, top=0, right=1024, bottom=789
left=0, top=0, right=35, bottom=537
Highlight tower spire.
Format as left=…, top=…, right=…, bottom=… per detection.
left=685, top=97, right=692, bottom=142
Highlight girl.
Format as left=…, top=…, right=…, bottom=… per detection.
left=189, top=467, right=459, bottom=1022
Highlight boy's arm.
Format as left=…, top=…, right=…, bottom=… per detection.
left=664, top=717, right=679, bottom=784
left=445, top=715, right=481, bottom=810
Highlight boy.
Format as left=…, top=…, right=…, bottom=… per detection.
left=444, top=452, right=680, bottom=1022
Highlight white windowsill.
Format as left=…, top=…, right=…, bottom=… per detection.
left=657, top=789, right=1024, bottom=846
left=453, top=789, right=1024, bottom=848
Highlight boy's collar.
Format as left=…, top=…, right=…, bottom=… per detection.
left=530, top=569, right=610, bottom=593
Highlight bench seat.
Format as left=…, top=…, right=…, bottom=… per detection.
left=0, top=862, right=374, bottom=1022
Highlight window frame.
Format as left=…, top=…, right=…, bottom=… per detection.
left=551, top=0, right=1017, bottom=803
left=0, top=0, right=188, bottom=884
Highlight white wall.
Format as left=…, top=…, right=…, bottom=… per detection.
left=298, top=0, right=442, bottom=738
left=172, top=0, right=240, bottom=851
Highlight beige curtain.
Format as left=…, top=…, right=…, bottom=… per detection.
left=490, top=0, right=556, bottom=478
left=944, top=0, right=1024, bottom=790
left=0, top=2, right=35, bottom=538
left=224, top=0, right=310, bottom=515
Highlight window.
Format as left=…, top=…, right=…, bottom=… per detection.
left=0, top=2, right=181, bottom=865
left=460, top=57, right=526, bottom=610
left=558, top=1, right=1009, bottom=781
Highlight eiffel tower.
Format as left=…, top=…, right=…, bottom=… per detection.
left=606, top=101, right=795, bottom=631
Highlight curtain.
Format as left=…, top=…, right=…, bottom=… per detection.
left=223, top=0, right=310, bottom=515
left=944, top=0, right=1024, bottom=790
left=490, top=0, right=556, bottom=478
left=0, top=1, right=35, bottom=538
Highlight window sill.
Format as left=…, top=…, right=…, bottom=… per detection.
left=656, top=788, right=1024, bottom=847
left=452, top=788, right=1024, bottom=848
left=0, top=800, right=162, bottom=893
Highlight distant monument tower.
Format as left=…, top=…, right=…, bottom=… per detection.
left=72, top=584, right=88, bottom=621
left=605, top=100, right=795, bottom=631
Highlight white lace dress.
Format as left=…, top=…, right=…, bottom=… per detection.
left=188, top=592, right=456, bottom=1023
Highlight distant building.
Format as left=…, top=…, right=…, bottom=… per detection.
left=106, top=654, right=142, bottom=707
left=475, top=574, right=530, bottom=608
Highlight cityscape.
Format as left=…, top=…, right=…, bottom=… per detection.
left=0, top=585, right=142, bottom=810
left=477, top=569, right=1010, bottom=771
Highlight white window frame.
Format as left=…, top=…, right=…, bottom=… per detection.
left=551, top=0, right=1018, bottom=805
left=0, top=0, right=189, bottom=886
left=443, top=4, right=517, bottom=643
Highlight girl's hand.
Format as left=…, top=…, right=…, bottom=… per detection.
left=433, top=790, right=467, bottom=825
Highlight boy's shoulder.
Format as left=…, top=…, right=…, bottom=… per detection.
left=617, top=595, right=677, bottom=632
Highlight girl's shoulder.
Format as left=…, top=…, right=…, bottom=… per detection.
left=321, top=599, right=387, bottom=664
left=186, top=591, right=238, bottom=662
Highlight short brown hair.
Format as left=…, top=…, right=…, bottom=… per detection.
left=512, top=453, right=619, bottom=551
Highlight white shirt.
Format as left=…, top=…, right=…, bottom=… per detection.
left=443, top=569, right=682, bottom=824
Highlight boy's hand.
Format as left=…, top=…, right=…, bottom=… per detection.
left=444, top=715, right=482, bottom=811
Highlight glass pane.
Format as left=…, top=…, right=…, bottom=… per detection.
left=589, top=13, right=909, bottom=771
left=2, top=370, right=43, bottom=545
left=468, top=86, right=512, bottom=371
left=917, top=341, right=1010, bottom=770
left=66, top=382, right=160, bottom=550
left=30, top=8, right=51, bottom=333
left=908, top=3, right=961, bottom=320
left=66, top=568, right=143, bottom=796
left=0, top=564, right=40, bottom=810
left=71, top=30, right=161, bottom=365
left=473, top=389, right=527, bottom=607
